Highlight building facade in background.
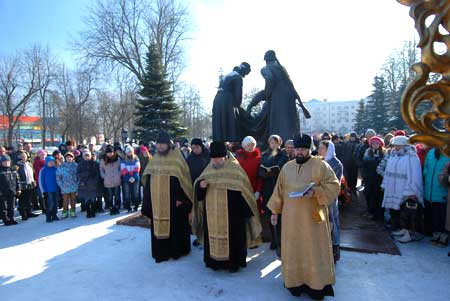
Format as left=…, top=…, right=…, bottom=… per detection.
left=0, top=115, right=62, bottom=147
left=300, top=99, right=362, bottom=135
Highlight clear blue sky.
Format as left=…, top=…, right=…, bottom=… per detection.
left=0, top=0, right=89, bottom=63
left=0, top=0, right=417, bottom=106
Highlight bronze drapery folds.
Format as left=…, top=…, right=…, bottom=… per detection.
left=398, top=0, right=450, bottom=155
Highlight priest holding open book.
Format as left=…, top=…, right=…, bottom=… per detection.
left=268, top=133, right=340, bottom=300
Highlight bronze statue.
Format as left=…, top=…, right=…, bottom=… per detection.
left=212, top=62, right=251, bottom=142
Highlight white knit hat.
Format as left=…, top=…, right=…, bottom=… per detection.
left=391, top=135, right=409, bottom=146
left=242, top=136, right=256, bottom=148
left=125, top=145, right=134, bottom=154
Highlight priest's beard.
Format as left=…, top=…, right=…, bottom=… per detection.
left=296, top=155, right=311, bottom=165
left=157, top=148, right=170, bottom=156
left=212, top=162, right=225, bottom=169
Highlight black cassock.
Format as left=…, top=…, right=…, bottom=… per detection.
left=196, top=185, right=253, bottom=272
left=142, top=176, right=192, bottom=263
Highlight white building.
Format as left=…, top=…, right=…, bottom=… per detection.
left=300, top=99, right=361, bottom=135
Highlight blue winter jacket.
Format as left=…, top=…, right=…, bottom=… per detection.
left=39, top=156, right=59, bottom=193
left=423, top=149, right=450, bottom=203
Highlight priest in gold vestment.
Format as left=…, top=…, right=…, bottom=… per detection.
left=193, top=141, right=262, bottom=273
left=141, top=132, right=193, bottom=263
left=268, top=134, right=339, bottom=300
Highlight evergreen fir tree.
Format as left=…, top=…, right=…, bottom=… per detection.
left=387, top=83, right=407, bottom=130
left=366, top=76, right=389, bottom=133
left=353, top=99, right=367, bottom=134
left=134, top=43, right=186, bottom=141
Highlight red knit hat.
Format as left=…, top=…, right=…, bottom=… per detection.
left=394, top=130, right=406, bottom=136
left=369, top=136, right=384, bottom=147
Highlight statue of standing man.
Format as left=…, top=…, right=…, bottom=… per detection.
left=212, top=62, right=251, bottom=142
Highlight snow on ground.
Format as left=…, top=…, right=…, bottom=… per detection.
left=0, top=211, right=449, bottom=301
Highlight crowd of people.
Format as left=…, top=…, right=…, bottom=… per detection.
left=1, top=127, right=450, bottom=300
left=0, top=141, right=151, bottom=224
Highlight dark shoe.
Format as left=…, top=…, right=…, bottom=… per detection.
left=333, top=245, right=341, bottom=263
left=21, top=214, right=28, bottom=221
left=4, top=220, right=14, bottom=226
left=86, top=206, right=92, bottom=218
left=28, top=212, right=39, bottom=218
left=193, top=239, right=201, bottom=246
left=46, top=216, right=52, bottom=223
left=269, top=241, right=277, bottom=250
left=127, top=208, right=132, bottom=213
left=52, top=215, right=59, bottom=221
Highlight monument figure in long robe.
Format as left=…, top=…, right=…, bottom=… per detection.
left=212, top=62, right=251, bottom=142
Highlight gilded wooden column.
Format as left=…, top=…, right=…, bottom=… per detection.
left=398, top=0, right=450, bottom=154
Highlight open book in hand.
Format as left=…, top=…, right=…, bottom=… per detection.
left=289, top=182, right=315, bottom=198
left=260, top=164, right=280, bottom=172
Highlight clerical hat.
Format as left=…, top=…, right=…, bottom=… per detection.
left=209, top=141, right=227, bottom=158
left=157, top=131, right=171, bottom=144
left=294, top=134, right=312, bottom=149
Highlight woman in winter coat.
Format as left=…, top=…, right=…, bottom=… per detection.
left=424, top=148, right=450, bottom=246
left=56, top=152, right=78, bottom=218
left=318, top=140, right=343, bottom=262
left=121, top=146, right=141, bottom=212
left=39, top=156, right=59, bottom=223
left=16, top=151, right=38, bottom=220
left=236, top=136, right=263, bottom=205
left=100, top=146, right=122, bottom=215
left=381, top=136, right=423, bottom=243
left=362, top=136, right=386, bottom=221
left=77, top=151, right=101, bottom=218
left=259, top=134, right=288, bottom=250
left=33, top=149, right=47, bottom=212
left=438, top=162, right=450, bottom=251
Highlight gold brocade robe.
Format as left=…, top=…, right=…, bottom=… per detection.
left=267, top=156, right=340, bottom=290
left=193, top=155, right=262, bottom=260
left=142, top=148, right=193, bottom=239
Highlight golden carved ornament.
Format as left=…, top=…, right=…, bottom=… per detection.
left=398, top=0, right=450, bottom=155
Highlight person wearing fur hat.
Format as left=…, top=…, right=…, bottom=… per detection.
left=0, top=155, right=21, bottom=225
left=77, top=151, right=101, bottom=218
left=362, top=136, right=386, bottom=221
left=141, top=131, right=193, bottom=263
left=382, top=136, right=424, bottom=243
left=193, top=141, right=262, bottom=273
left=56, top=152, right=79, bottom=218
left=212, top=62, right=251, bottom=142
left=268, top=133, right=340, bottom=299
left=121, top=145, right=141, bottom=212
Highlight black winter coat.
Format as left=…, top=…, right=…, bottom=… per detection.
left=0, top=166, right=20, bottom=197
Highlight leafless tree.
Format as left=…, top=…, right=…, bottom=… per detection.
left=54, top=64, right=98, bottom=143
left=0, top=46, right=46, bottom=146
left=177, top=83, right=211, bottom=138
left=97, top=75, right=137, bottom=142
left=34, top=45, right=55, bottom=147
left=74, top=0, right=190, bottom=85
